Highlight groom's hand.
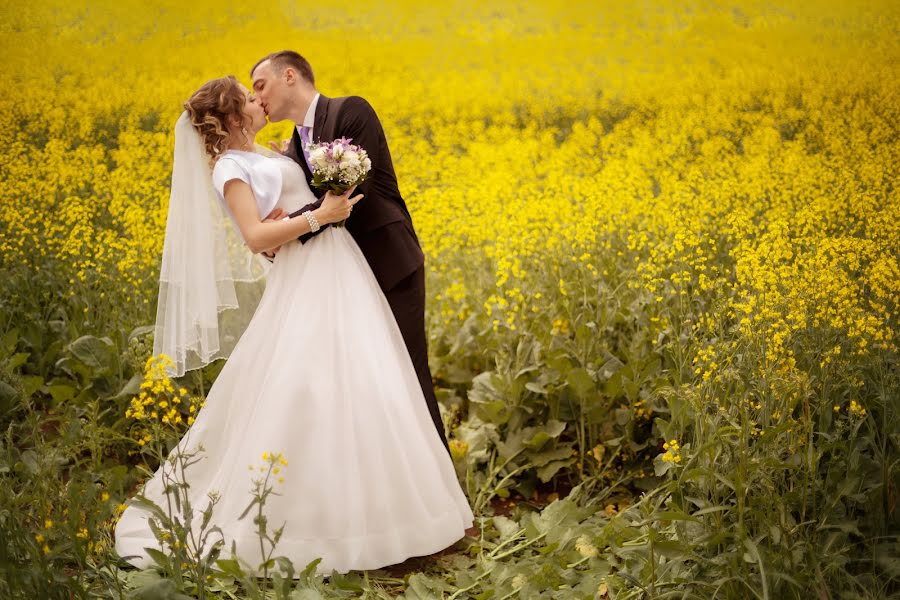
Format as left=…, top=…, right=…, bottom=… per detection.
left=268, top=139, right=290, bottom=154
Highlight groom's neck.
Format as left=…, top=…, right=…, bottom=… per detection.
left=287, top=87, right=317, bottom=124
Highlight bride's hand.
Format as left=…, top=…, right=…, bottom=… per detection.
left=268, top=139, right=290, bottom=154
left=316, top=186, right=363, bottom=224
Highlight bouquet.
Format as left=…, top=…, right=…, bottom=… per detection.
left=305, top=137, right=372, bottom=194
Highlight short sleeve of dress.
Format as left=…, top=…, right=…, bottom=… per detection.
left=212, top=156, right=250, bottom=200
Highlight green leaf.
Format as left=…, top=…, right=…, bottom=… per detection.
left=8, top=352, right=29, bottom=370
left=492, top=515, right=522, bottom=539
left=0, top=381, right=18, bottom=410
left=131, top=578, right=194, bottom=600
left=536, top=458, right=575, bottom=482
left=598, top=356, right=625, bottom=380
left=67, top=335, right=114, bottom=369
left=48, top=384, right=75, bottom=403
left=874, top=543, right=900, bottom=577
left=114, top=372, right=143, bottom=399
left=20, top=375, right=44, bottom=396
left=652, top=539, right=689, bottom=558
left=566, top=368, right=595, bottom=398
left=215, top=558, right=246, bottom=578
left=1, top=329, right=18, bottom=352
left=525, top=381, right=548, bottom=395
left=291, top=590, right=326, bottom=600
left=143, top=547, right=171, bottom=570
left=129, top=325, right=155, bottom=343
left=529, top=444, right=576, bottom=467
left=524, top=431, right=552, bottom=451
left=654, top=510, right=700, bottom=523
left=296, top=556, right=323, bottom=586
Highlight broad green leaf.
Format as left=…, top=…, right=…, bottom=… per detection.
left=114, top=372, right=144, bottom=398
left=67, top=335, right=114, bottom=369
left=8, top=352, right=29, bottom=370
left=215, top=558, right=247, bottom=578
left=48, top=384, right=75, bottom=403
left=537, top=458, right=575, bottom=482
left=492, top=515, right=522, bottom=539
left=566, top=367, right=595, bottom=398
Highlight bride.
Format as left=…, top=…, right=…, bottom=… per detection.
left=113, top=75, right=474, bottom=575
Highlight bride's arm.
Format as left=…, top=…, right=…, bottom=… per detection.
left=223, top=181, right=360, bottom=253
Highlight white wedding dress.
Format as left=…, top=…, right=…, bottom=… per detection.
left=114, top=149, right=474, bottom=576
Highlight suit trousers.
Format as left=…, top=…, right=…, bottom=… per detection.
left=383, top=265, right=450, bottom=455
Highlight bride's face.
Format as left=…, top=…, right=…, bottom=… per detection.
left=237, top=84, right=267, bottom=134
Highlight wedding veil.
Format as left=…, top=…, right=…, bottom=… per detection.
left=152, top=111, right=270, bottom=377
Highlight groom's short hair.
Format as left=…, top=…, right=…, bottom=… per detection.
left=251, top=51, right=315, bottom=86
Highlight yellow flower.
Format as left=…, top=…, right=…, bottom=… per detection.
left=449, top=439, right=469, bottom=461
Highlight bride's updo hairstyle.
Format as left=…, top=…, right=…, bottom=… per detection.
left=184, top=75, right=249, bottom=160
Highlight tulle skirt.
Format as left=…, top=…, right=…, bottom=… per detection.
left=114, top=227, right=474, bottom=575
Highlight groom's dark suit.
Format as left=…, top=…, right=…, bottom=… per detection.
left=284, top=94, right=449, bottom=453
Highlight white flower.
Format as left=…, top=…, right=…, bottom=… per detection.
left=309, top=146, right=327, bottom=164
left=331, top=144, right=344, bottom=159
left=575, top=534, right=598, bottom=558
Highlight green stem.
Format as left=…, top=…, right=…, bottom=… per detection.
left=490, top=531, right=547, bottom=560
left=448, top=568, right=493, bottom=600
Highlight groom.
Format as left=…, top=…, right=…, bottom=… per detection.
left=250, top=51, right=449, bottom=454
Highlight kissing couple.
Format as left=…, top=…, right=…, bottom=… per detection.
left=114, top=50, right=474, bottom=576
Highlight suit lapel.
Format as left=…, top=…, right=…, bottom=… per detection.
left=314, top=94, right=331, bottom=143
left=288, top=125, right=314, bottom=183
left=287, top=94, right=336, bottom=199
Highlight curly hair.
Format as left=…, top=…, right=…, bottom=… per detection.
left=184, top=75, right=249, bottom=160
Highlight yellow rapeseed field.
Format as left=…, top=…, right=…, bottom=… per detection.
left=1, top=1, right=896, bottom=360
left=2, top=1, right=899, bottom=594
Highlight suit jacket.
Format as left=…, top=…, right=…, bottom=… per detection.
left=285, top=94, right=424, bottom=292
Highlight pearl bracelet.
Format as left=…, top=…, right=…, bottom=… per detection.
left=303, top=210, right=320, bottom=233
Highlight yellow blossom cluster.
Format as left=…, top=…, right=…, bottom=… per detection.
left=660, top=439, right=682, bottom=464
left=250, top=451, right=289, bottom=484
left=834, top=399, right=867, bottom=419
left=125, top=354, right=204, bottom=445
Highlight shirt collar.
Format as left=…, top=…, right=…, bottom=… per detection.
left=301, top=92, right=320, bottom=128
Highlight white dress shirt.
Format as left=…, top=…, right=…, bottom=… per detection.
left=296, top=92, right=321, bottom=142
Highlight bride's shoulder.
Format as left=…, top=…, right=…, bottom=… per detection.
left=211, top=153, right=253, bottom=195
left=214, top=150, right=269, bottom=171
